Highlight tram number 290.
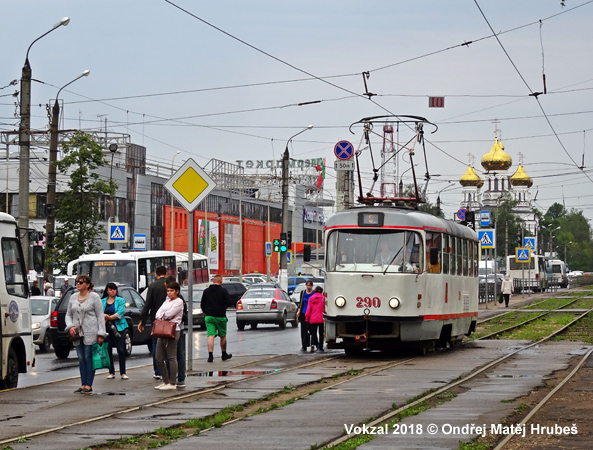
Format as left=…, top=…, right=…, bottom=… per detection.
left=356, top=297, right=381, bottom=308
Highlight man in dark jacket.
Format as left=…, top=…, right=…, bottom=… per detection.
left=138, top=266, right=168, bottom=379
left=201, top=274, right=233, bottom=362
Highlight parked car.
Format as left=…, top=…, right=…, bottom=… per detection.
left=289, top=283, right=324, bottom=307
left=236, top=286, right=298, bottom=330
left=49, top=285, right=153, bottom=359
left=180, top=286, right=206, bottom=328
left=287, top=276, right=310, bottom=294
left=222, top=281, right=248, bottom=303
left=31, top=296, right=59, bottom=352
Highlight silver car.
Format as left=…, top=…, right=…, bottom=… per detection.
left=31, top=296, right=59, bottom=352
left=236, top=287, right=298, bottom=330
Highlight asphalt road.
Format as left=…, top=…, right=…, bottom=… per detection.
left=22, top=310, right=302, bottom=387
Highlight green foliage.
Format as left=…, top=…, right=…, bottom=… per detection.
left=50, top=131, right=117, bottom=273
left=493, top=195, right=523, bottom=261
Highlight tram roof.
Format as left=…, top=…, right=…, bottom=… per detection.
left=325, top=207, right=477, bottom=240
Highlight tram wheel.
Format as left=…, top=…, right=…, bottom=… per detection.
left=344, top=345, right=364, bottom=356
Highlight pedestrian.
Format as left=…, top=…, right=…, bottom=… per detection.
left=501, top=275, right=514, bottom=308
left=31, top=280, right=41, bottom=296
left=154, top=281, right=184, bottom=390
left=165, top=275, right=187, bottom=388
left=138, top=266, right=168, bottom=380
left=305, top=286, right=325, bottom=352
left=65, top=275, right=106, bottom=394
left=201, top=274, right=234, bottom=362
left=44, top=282, right=55, bottom=297
left=101, top=283, right=129, bottom=380
left=60, top=278, right=70, bottom=297
left=296, top=280, right=314, bottom=351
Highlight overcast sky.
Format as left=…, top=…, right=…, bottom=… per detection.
left=2, top=0, right=593, bottom=223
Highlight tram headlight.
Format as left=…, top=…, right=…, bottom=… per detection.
left=335, top=296, right=346, bottom=308
left=388, top=297, right=401, bottom=309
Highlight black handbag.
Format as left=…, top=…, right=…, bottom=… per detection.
left=498, top=293, right=504, bottom=304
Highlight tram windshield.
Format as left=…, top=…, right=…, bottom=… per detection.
left=326, top=230, right=423, bottom=273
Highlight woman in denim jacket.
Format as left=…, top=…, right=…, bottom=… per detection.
left=101, top=283, right=129, bottom=380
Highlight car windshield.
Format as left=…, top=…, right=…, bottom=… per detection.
left=180, top=288, right=204, bottom=303
left=243, top=289, right=276, bottom=299
left=31, top=299, right=50, bottom=315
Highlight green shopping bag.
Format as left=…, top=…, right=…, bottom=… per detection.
left=92, top=343, right=111, bottom=370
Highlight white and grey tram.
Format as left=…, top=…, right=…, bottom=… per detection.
left=324, top=207, right=479, bottom=354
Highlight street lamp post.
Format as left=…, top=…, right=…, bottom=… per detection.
left=435, top=182, right=454, bottom=216
left=44, top=69, right=89, bottom=279
left=170, top=151, right=180, bottom=251
left=20, top=17, right=70, bottom=269
left=108, top=143, right=118, bottom=249
left=280, top=125, right=312, bottom=292
left=564, top=241, right=572, bottom=263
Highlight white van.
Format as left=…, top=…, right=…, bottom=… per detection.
left=0, top=212, right=35, bottom=389
left=546, top=259, right=568, bottom=288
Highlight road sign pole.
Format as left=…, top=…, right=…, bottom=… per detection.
left=187, top=210, right=194, bottom=371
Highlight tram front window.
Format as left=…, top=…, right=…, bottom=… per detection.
left=326, top=230, right=423, bottom=273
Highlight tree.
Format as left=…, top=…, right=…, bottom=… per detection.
left=493, top=195, right=523, bottom=262
left=49, top=131, right=117, bottom=273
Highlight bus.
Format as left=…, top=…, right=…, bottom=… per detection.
left=0, top=212, right=35, bottom=389
left=68, top=250, right=209, bottom=293
left=506, top=253, right=547, bottom=292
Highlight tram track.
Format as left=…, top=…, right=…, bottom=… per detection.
left=320, top=306, right=593, bottom=449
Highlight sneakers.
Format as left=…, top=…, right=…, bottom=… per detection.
left=159, top=384, right=177, bottom=390
left=121, top=374, right=129, bottom=380
left=154, top=383, right=166, bottom=390
left=176, top=381, right=186, bottom=388
left=221, top=353, right=232, bottom=361
left=300, top=347, right=307, bottom=352
left=207, top=355, right=214, bottom=363
left=318, top=347, right=325, bottom=352
left=310, top=345, right=316, bottom=353
left=153, top=374, right=162, bottom=380
left=82, top=387, right=93, bottom=394
left=106, top=374, right=115, bottom=379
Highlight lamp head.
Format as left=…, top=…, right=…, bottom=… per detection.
left=82, top=70, right=90, bottom=77
left=54, top=17, right=70, bottom=29
left=109, top=144, right=118, bottom=153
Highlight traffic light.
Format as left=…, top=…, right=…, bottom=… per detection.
left=273, top=239, right=280, bottom=252
left=465, top=211, right=475, bottom=230
left=286, top=230, right=292, bottom=248
left=303, top=244, right=311, bottom=262
left=280, top=233, right=288, bottom=252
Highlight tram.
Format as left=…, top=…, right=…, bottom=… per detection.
left=324, top=114, right=479, bottom=354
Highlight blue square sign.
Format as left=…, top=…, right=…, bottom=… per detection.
left=108, top=223, right=128, bottom=243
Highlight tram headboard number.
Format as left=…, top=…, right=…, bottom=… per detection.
left=356, top=297, right=381, bottom=308
left=358, top=212, right=384, bottom=227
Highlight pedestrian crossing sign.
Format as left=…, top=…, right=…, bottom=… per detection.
left=478, top=229, right=495, bottom=249
left=108, top=223, right=129, bottom=243
left=515, top=247, right=531, bottom=263
left=523, top=237, right=535, bottom=249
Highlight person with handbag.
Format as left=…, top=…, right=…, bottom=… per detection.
left=101, top=283, right=129, bottom=380
left=154, top=281, right=184, bottom=391
left=165, top=275, right=187, bottom=388
left=138, top=266, right=168, bottom=380
left=65, top=275, right=106, bottom=394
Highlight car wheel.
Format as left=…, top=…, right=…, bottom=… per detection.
left=251, top=323, right=258, bottom=329
left=279, top=313, right=287, bottom=329
left=0, top=348, right=19, bottom=389
left=237, top=322, right=245, bottom=331
left=39, top=332, right=51, bottom=353
left=291, top=319, right=298, bottom=328
left=54, top=346, right=70, bottom=359
left=147, top=342, right=153, bottom=354
left=124, top=330, right=132, bottom=357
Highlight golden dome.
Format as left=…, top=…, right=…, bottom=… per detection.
left=459, top=165, right=484, bottom=188
left=510, top=164, right=533, bottom=187
left=481, top=138, right=512, bottom=171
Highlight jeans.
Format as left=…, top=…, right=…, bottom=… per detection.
left=152, top=337, right=160, bottom=376
left=309, top=323, right=324, bottom=350
left=177, top=330, right=186, bottom=382
left=75, top=343, right=95, bottom=387
left=298, top=313, right=310, bottom=348
left=107, top=329, right=127, bottom=375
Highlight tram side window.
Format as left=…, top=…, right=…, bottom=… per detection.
left=462, top=239, right=469, bottom=276
left=2, top=238, right=27, bottom=297
left=472, top=241, right=478, bottom=276
left=425, top=232, right=441, bottom=274
left=455, top=237, right=462, bottom=276
left=449, top=237, right=456, bottom=275
left=442, top=235, right=450, bottom=274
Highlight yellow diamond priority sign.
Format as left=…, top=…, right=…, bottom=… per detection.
left=164, top=158, right=216, bottom=211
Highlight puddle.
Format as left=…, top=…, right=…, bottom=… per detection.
left=190, top=370, right=275, bottom=377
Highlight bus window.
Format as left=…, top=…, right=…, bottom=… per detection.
left=425, top=232, right=441, bottom=274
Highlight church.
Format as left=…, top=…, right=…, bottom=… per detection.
left=458, top=138, right=538, bottom=235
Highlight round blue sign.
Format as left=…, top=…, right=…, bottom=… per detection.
left=8, top=300, right=19, bottom=323
left=456, top=209, right=467, bottom=221
left=334, top=141, right=354, bottom=161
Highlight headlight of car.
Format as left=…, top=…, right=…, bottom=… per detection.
left=193, top=308, right=203, bottom=315
left=388, top=297, right=401, bottom=309
left=32, top=322, right=40, bottom=330
left=335, top=296, right=346, bottom=308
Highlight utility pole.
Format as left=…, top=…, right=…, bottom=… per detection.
left=18, top=58, right=32, bottom=268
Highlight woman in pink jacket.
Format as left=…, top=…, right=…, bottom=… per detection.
left=305, top=286, right=325, bottom=353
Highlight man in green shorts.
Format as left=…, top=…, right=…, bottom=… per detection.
left=201, top=274, right=234, bottom=362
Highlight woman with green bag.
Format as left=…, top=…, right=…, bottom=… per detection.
left=65, top=275, right=107, bottom=394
